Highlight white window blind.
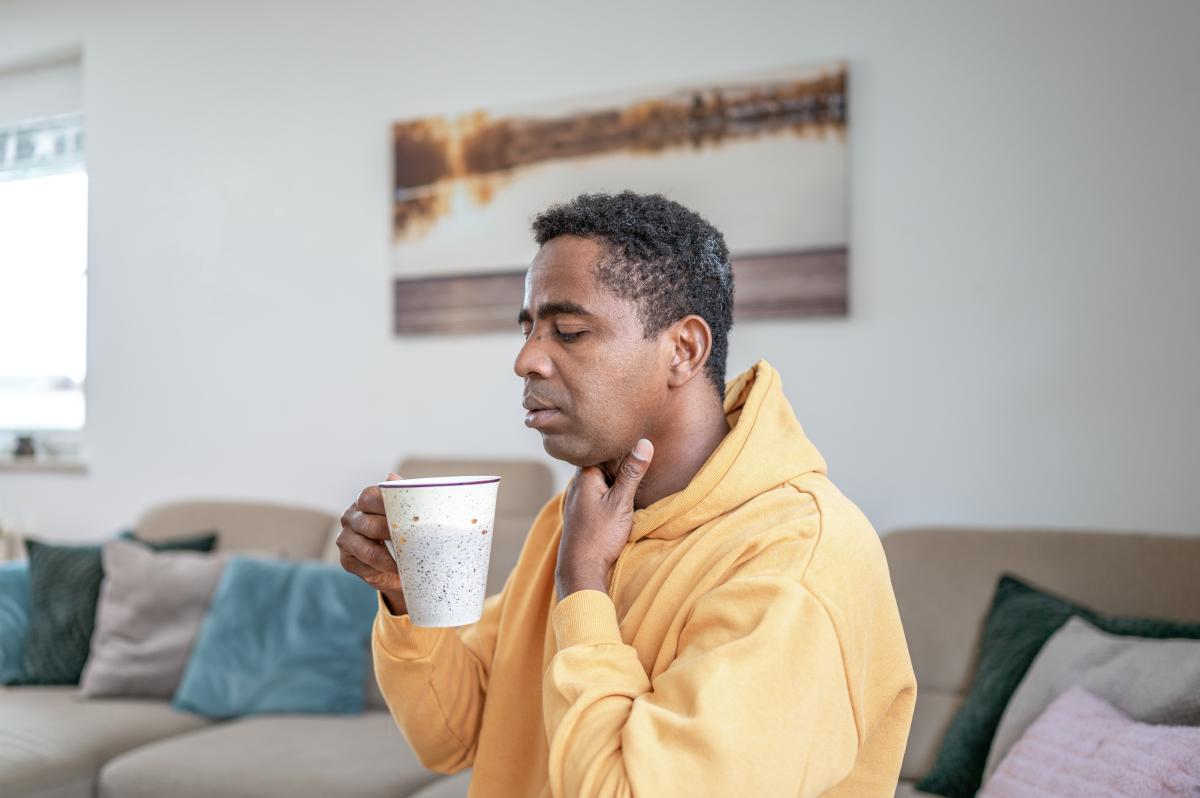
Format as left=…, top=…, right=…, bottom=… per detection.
left=0, top=112, right=84, bottom=180
left=0, top=56, right=87, bottom=434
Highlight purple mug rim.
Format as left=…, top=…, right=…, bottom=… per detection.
left=377, top=476, right=502, bottom=489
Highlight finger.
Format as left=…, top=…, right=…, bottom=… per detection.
left=566, top=467, right=605, bottom=504
left=348, top=508, right=391, bottom=542
left=339, top=549, right=383, bottom=581
left=356, top=484, right=385, bottom=515
left=337, top=527, right=398, bottom=573
left=577, top=465, right=608, bottom=489
left=387, top=472, right=402, bottom=481
left=608, top=438, right=653, bottom=506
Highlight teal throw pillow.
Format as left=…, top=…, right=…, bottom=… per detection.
left=173, top=556, right=378, bottom=718
left=0, top=561, right=30, bottom=683
left=20, top=531, right=218, bottom=685
left=917, top=574, right=1200, bottom=798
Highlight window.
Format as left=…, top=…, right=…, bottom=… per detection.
left=0, top=112, right=87, bottom=433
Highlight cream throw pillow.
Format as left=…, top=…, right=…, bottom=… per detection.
left=983, top=615, right=1200, bottom=782
left=80, top=539, right=225, bottom=698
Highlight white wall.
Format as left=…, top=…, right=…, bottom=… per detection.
left=1, top=0, right=1197, bottom=541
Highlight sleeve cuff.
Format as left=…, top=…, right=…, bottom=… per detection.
left=552, top=589, right=623, bottom=650
left=372, top=592, right=452, bottom=660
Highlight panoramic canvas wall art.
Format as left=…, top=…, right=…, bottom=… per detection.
left=391, top=61, right=849, bottom=333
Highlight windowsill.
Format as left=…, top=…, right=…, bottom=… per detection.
left=0, top=454, right=88, bottom=473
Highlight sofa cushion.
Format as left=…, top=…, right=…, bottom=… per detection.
left=98, top=712, right=440, bottom=798
left=979, top=686, right=1200, bottom=797
left=0, top=686, right=209, bottom=798
left=894, top=783, right=941, bottom=798
left=0, top=561, right=29, bottom=684
left=900, top=688, right=960, bottom=781
left=983, top=615, right=1200, bottom=782
left=135, top=500, right=336, bottom=560
left=883, top=528, right=1200, bottom=695
left=916, top=574, right=1200, bottom=798
left=20, top=533, right=217, bottom=686
left=80, top=540, right=225, bottom=699
left=365, top=664, right=388, bottom=712
left=408, top=770, right=471, bottom=798
left=173, top=557, right=377, bottom=718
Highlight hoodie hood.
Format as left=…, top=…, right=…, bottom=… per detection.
left=630, top=359, right=827, bottom=542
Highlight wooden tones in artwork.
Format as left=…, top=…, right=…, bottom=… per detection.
left=392, top=71, right=847, bottom=242
left=393, top=248, right=848, bottom=334
left=391, top=62, right=851, bottom=334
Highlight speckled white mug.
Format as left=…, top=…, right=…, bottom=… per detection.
left=377, top=475, right=501, bottom=627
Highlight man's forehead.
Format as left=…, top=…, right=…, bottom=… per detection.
left=533, top=234, right=608, bottom=267
left=517, top=298, right=597, bottom=324
left=520, top=263, right=601, bottom=321
left=528, top=238, right=602, bottom=285
left=521, top=237, right=608, bottom=316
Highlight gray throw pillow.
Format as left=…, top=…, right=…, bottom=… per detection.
left=365, top=661, right=389, bottom=711
left=983, top=615, right=1200, bottom=782
left=79, top=539, right=225, bottom=699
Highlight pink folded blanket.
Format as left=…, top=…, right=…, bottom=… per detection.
left=981, top=685, right=1200, bottom=797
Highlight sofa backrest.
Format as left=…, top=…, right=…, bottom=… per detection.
left=135, top=500, right=337, bottom=561
left=883, top=526, right=1200, bottom=693
left=883, top=526, right=1200, bottom=780
left=133, top=457, right=556, bottom=598
left=395, top=457, right=556, bottom=597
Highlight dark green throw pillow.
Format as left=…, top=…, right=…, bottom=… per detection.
left=20, top=531, right=218, bottom=686
left=917, top=574, right=1200, bottom=798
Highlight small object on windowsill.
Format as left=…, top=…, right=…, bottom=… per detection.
left=0, top=451, right=88, bottom=473
left=14, top=434, right=35, bottom=458
left=0, top=432, right=86, bottom=472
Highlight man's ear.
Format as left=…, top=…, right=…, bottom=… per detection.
left=665, top=315, right=713, bottom=389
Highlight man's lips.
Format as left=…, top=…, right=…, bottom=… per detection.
left=522, top=397, right=562, bottom=430
left=524, top=408, right=560, bottom=429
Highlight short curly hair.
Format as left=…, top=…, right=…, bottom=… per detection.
left=531, top=191, right=734, bottom=398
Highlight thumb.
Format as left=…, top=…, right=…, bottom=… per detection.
left=386, top=472, right=402, bottom=481
left=609, top=438, right=653, bottom=506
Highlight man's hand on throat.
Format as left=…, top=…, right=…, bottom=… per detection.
left=556, top=438, right=654, bottom=602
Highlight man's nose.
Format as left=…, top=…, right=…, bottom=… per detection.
left=514, top=330, right=553, bottom=380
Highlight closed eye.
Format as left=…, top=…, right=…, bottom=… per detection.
left=518, top=323, right=586, bottom=343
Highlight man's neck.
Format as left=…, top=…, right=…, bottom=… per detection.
left=601, top=395, right=731, bottom=510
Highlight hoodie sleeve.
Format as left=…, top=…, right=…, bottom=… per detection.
left=372, top=586, right=505, bottom=774
left=542, top=577, right=861, bottom=797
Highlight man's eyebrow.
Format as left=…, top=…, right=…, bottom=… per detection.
left=517, top=301, right=595, bottom=325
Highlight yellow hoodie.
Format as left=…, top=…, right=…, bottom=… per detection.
left=373, top=360, right=916, bottom=797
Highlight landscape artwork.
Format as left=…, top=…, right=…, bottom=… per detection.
left=391, top=61, right=849, bottom=333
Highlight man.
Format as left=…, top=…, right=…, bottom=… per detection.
left=338, top=191, right=916, bottom=797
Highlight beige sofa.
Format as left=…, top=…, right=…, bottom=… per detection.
left=6, top=479, right=1197, bottom=797
left=885, top=526, right=1200, bottom=797
left=0, top=458, right=553, bottom=798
